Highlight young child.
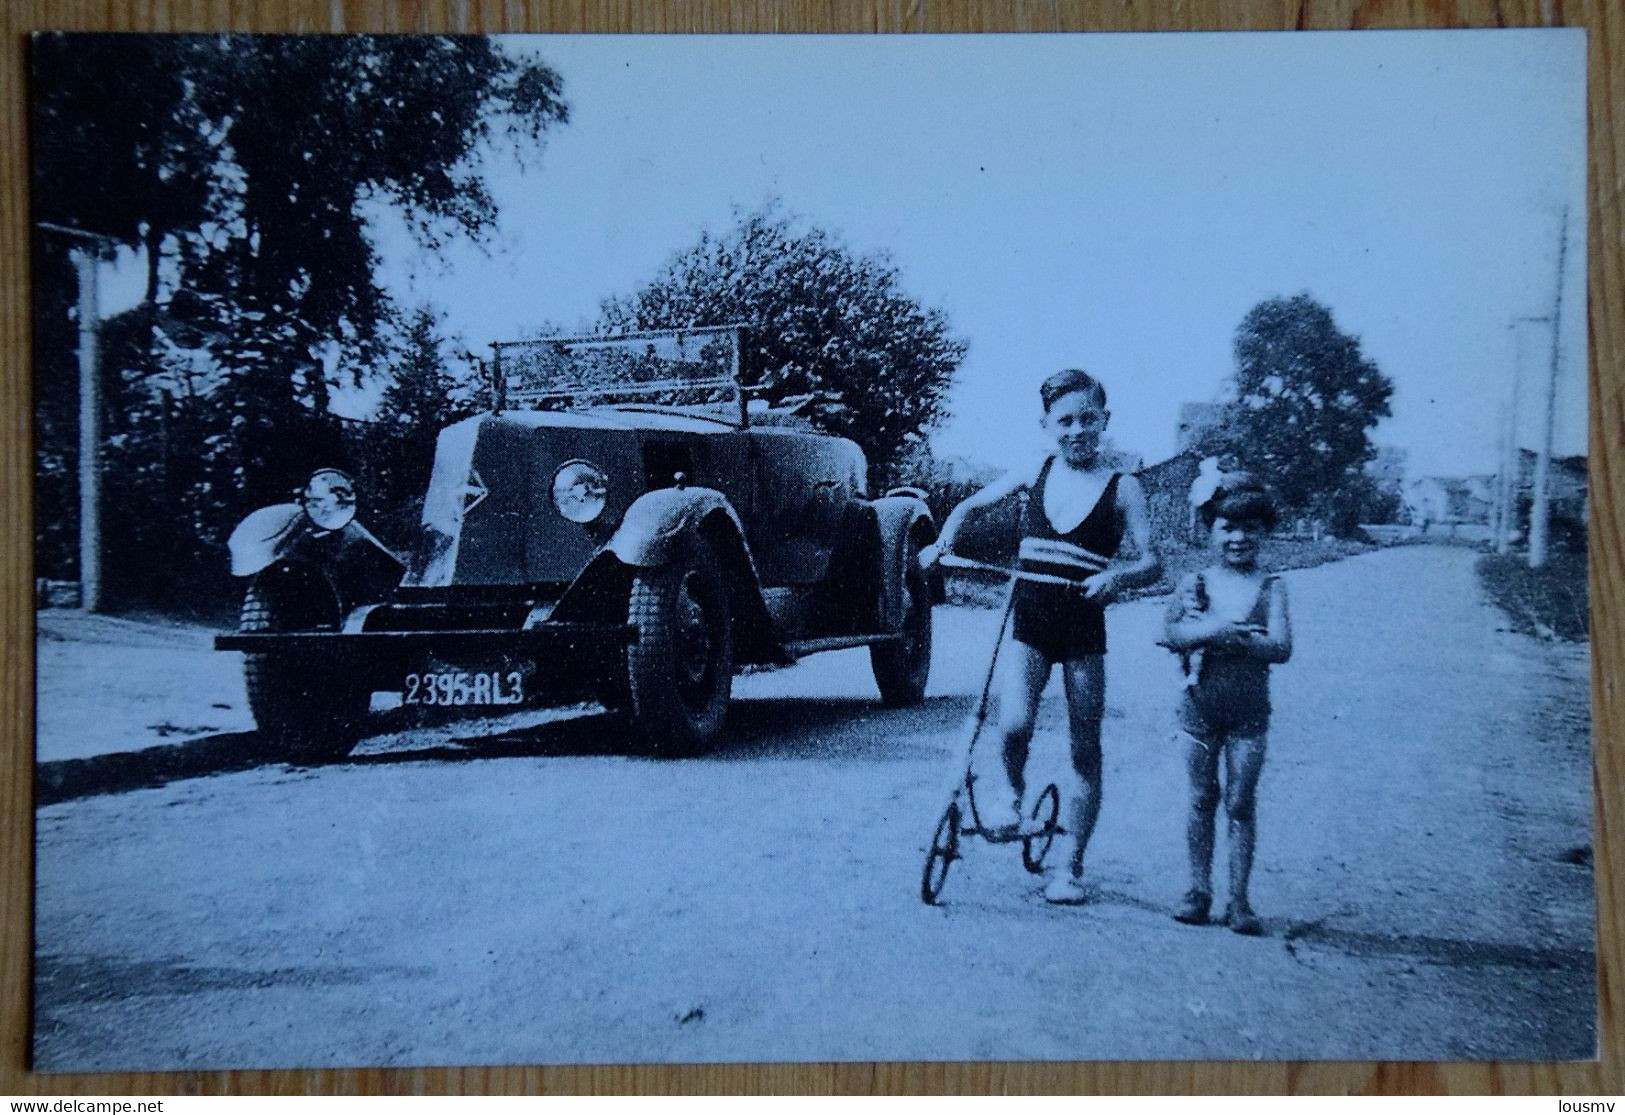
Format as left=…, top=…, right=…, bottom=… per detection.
left=1161, top=477, right=1292, bottom=935
left=922, top=368, right=1160, bottom=904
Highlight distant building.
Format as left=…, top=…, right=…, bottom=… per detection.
left=1405, top=475, right=1496, bottom=527
left=1174, top=401, right=1235, bottom=454
left=1393, top=453, right=1586, bottom=549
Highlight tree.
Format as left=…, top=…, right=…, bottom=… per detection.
left=377, top=309, right=481, bottom=435
left=1213, top=293, right=1394, bottom=532
left=31, top=36, right=218, bottom=296
left=188, top=36, right=567, bottom=502
left=599, top=204, right=966, bottom=481
left=31, top=36, right=221, bottom=586
left=29, top=36, right=570, bottom=607
left=362, top=308, right=483, bottom=546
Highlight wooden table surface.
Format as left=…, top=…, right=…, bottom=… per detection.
left=1, top=0, right=1618, bottom=1096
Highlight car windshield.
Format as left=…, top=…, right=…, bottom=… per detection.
left=490, top=326, right=747, bottom=424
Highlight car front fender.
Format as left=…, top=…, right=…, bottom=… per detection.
left=606, top=486, right=748, bottom=568
left=586, top=486, right=784, bottom=665
left=226, top=504, right=310, bottom=577
left=227, top=503, right=404, bottom=612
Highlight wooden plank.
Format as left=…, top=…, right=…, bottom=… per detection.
left=2, top=0, right=1617, bottom=1096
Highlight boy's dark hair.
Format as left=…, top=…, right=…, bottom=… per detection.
left=1198, top=475, right=1279, bottom=531
left=1039, top=368, right=1107, bottom=413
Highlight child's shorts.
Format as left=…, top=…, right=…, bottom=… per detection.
left=1011, top=579, right=1107, bottom=661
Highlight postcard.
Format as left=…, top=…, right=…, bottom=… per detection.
left=31, top=30, right=1591, bottom=1069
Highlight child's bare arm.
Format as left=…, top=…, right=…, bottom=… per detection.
left=1248, top=581, right=1287, bottom=659
left=922, top=466, right=1033, bottom=565
left=1236, top=578, right=1292, bottom=663
left=1083, top=473, right=1162, bottom=601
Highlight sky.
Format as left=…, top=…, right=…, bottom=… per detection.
left=362, top=30, right=1587, bottom=481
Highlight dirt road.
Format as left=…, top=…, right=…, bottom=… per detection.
left=33, top=545, right=1594, bottom=1069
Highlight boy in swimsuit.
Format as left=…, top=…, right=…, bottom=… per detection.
left=921, top=369, right=1160, bottom=904
left=1161, top=477, right=1292, bottom=935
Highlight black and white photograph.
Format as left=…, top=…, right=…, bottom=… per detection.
left=29, top=30, right=1592, bottom=1069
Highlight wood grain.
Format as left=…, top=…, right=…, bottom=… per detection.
left=2, top=0, right=1618, bottom=1096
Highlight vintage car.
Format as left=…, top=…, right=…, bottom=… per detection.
left=216, top=325, right=942, bottom=761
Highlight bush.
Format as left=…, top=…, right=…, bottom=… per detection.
left=1475, top=552, right=1588, bottom=641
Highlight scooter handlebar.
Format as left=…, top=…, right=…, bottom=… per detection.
left=937, top=553, right=1009, bottom=575
left=934, top=551, right=1104, bottom=589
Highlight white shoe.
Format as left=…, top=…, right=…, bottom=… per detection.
left=986, top=796, right=1023, bottom=838
left=1043, top=872, right=1089, bottom=905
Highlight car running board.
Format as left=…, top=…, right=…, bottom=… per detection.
left=782, top=633, right=902, bottom=659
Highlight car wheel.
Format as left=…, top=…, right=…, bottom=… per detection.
left=626, top=535, right=734, bottom=757
left=871, top=539, right=933, bottom=707
left=240, top=573, right=366, bottom=764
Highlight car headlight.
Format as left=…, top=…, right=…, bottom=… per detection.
left=302, top=468, right=357, bottom=531
left=552, top=460, right=608, bottom=524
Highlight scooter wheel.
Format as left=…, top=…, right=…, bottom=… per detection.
left=1022, top=783, right=1061, bottom=874
left=921, top=801, right=961, bottom=904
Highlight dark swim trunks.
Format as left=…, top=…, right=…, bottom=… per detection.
left=1009, top=462, right=1124, bottom=663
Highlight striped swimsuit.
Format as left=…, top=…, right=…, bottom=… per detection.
left=1010, top=461, right=1125, bottom=662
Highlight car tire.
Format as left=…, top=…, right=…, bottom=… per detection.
left=240, top=574, right=366, bottom=764
left=626, top=535, right=734, bottom=757
left=871, top=539, right=933, bottom=707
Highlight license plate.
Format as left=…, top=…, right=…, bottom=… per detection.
left=403, top=671, right=524, bottom=707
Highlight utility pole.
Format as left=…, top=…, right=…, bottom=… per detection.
left=1529, top=206, right=1570, bottom=570
left=1492, top=391, right=1509, bottom=553
left=1499, top=316, right=1546, bottom=554
left=37, top=222, right=120, bottom=612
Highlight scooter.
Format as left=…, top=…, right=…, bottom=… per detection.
left=918, top=552, right=1071, bottom=905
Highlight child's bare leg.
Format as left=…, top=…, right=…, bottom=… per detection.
left=991, top=637, right=1050, bottom=811
left=1058, top=655, right=1106, bottom=879
left=1181, top=729, right=1222, bottom=906
left=1223, top=733, right=1268, bottom=932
